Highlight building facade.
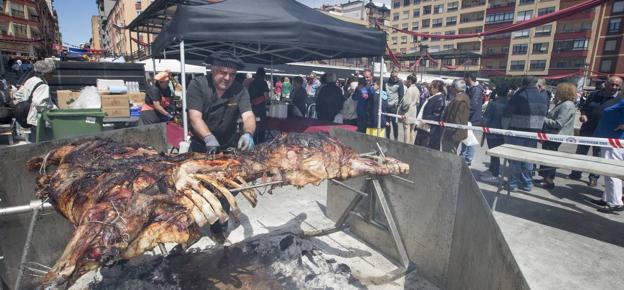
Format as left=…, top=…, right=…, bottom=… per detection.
left=388, top=0, right=606, bottom=76
left=590, top=0, right=624, bottom=79
left=91, top=15, right=101, bottom=49
left=105, top=0, right=154, bottom=58
left=0, top=0, right=60, bottom=58
left=95, top=0, right=116, bottom=52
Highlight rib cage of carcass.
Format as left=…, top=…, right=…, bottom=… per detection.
left=27, top=132, right=409, bottom=289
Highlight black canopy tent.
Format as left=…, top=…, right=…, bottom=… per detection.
left=130, top=0, right=387, bottom=141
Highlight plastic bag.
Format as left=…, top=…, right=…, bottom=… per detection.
left=462, top=122, right=479, bottom=146
left=69, top=86, right=101, bottom=109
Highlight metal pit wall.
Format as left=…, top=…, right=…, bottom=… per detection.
left=327, top=129, right=530, bottom=290
left=0, top=124, right=168, bottom=289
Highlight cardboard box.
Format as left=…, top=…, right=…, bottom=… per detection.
left=102, top=106, right=130, bottom=118
left=101, top=94, right=130, bottom=107
left=56, top=90, right=80, bottom=109
left=128, top=92, right=146, bottom=105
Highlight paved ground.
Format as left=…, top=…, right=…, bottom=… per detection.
left=466, top=132, right=624, bottom=290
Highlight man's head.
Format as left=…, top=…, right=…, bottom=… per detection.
left=363, top=69, right=373, bottom=85
left=521, top=76, right=538, bottom=88
left=255, top=67, right=266, bottom=80
left=34, top=59, right=55, bottom=78
left=307, top=72, right=316, bottom=81
left=326, top=73, right=337, bottom=84
left=536, top=78, right=546, bottom=91
left=293, top=76, right=304, bottom=88
left=206, top=51, right=244, bottom=92
left=605, top=76, right=623, bottom=95
left=452, top=79, right=466, bottom=92
left=154, top=70, right=170, bottom=89
left=390, top=70, right=398, bottom=81
left=406, top=75, right=417, bottom=86
left=245, top=73, right=252, bottom=79
left=463, top=72, right=477, bottom=85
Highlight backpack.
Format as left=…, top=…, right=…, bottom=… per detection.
left=15, top=81, right=45, bottom=128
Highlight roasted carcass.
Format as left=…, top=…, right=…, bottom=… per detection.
left=27, top=133, right=408, bottom=289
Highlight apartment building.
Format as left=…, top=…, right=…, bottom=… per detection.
left=105, top=0, right=155, bottom=58
left=0, top=0, right=60, bottom=57
left=95, top=0, right=116, bottom=52
left=589, top=0, right=624, bottom=79
left=389, top=0, right=605, bottom=76
left=389, top=0, right=486, bottom=71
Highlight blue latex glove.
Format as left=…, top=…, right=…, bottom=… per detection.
left=237, top=132, right=255, bottom=151
left=203, top=134, right=220, bottom=154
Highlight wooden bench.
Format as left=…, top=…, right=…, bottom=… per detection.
left=485, top=144, right=624, bottom=209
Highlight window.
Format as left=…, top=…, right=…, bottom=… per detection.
left=412, top=21, right=419, bottom=30
left=608, top=18, right=621, bottom=33
left=446, top=16, right=457, bottom=26
left=501, top=47, right=509, bottom=54
left=444, top=30, right=456, bottom=35
left=429, top=45, right=440, bottom=52
left=600, top=59, right=613, bottom=72
left=613, top=1, right=624, bottom=13
left=485, top=12, right=514, bottom=24
left=434, top=4, right=444, bottom=14
left=538, top=7, right=555, bottom=16
left=392, top=24, right=399, bottom=33
left=13, top=23, right=27, bottom=37
left=136, top=10, right=142, bottom=16
left=444, top=44, right=454, bottom=50
left=533, top=43, right=548, bottom=54
left=404, top=0, right=411, bottom=6
left=486, top=47, right=495, bottom=54
left=432, top=18, right=443, bottom=27
left=530, top=60, right=546, bottom=71
left=402, top=11, right=410, bottom=20
left=422, top=19, right=430, bottom=28
left=393, top=13, right=399, bottom=21
left=392, top=37, right=398, bottom=45
left=517, top=10, right=533, bottom=22
left=431, top=32, right=442, bottom=42
left=535, top=25, right=552, bottom=36
left=512, top=44, right=528, bottom=54
left=414, top=0, right=421, bottom=4
left=448, top=2, right=459, bottom=12
left=402, top=23, right=409, bottom=29
left=604, top=39, right=617, bottom=52
left=413, top=9, right=420, bottom=17
left=573, top=39, right=588, bottom=50
left=581, top=22, right=593, bottom=31
left=514, top=29, right=530, bottom=38
left=401, top=36, right=408, bottom=44
left=423, top=5, right=431, bottom=15
left=394, top=1, right=401, bottom=8
left=510, top=61, right=525, bottom=71
left=519, top=0, right=534, bottom=5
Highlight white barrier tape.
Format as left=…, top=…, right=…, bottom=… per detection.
left=382, top=112, right=624, bottom=149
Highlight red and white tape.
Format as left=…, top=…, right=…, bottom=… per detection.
left=382, top=113, right=624, bottom=149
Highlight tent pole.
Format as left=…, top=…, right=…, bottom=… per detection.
left=377, top=56, right=384, bottom=137
left=271, top=57, right=275, bottom=100
left=180, top=41, right=189, bottom=142
left=148, top=33, right=156, bottom=80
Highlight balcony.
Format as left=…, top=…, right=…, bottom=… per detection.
left=551, top=50, right=588, bottom=58
left=559, top=11, right=593, bottom=21
left=11, top=10, right=25, bottom=19
left=462, top=0, right=486, bottom=9
left=554, top=31, right=592, bottom=41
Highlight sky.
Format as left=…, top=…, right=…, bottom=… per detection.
left=55, top=0, right=391, bottom=47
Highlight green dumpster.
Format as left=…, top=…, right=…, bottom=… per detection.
left=42, top=109, right=106, bottom=140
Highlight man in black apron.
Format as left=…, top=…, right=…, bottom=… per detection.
left=187, top=51, right=256, bottom=153
left=186, top=51, right=256, bottom=241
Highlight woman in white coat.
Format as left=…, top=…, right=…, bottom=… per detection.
left=400, top=75, right=420, bottom=144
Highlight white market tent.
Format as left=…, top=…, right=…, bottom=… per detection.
left=140, top=58, right=206, bottom=75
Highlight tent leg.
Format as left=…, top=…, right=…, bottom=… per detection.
left=180, top=41, right=189, bottom=142
left=377, top=56, right=384, bottom=137
left=270, top=57, right=275, bottom=100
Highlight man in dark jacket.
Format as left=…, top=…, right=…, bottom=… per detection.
left=384, top=70, right=404, bottom=140
left=569, top=76, right=622, bottom=186
left=441, top=79, right=470, bottom=154
left=460, top=72, right=484, bottom=165
left=501, top=76, right=549, bottom=192
left=315, top=73, right=343, bottom=122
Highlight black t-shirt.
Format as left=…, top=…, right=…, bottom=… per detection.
left=248, top=78, right=269, bottom=103
left=187, top=74, right=252, bottom=147
left=145, top=85, right=172, bottom=106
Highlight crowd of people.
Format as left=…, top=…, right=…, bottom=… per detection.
left=252, top=68, right=622, bottom=212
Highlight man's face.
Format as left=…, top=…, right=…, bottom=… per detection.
left=364, top=71, right=373, bottom=84
left=606, top=77, right=623, bottom=94
left=212, top=66, right=237, bottom=91
left=391, top=73, right=398, bottom=81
